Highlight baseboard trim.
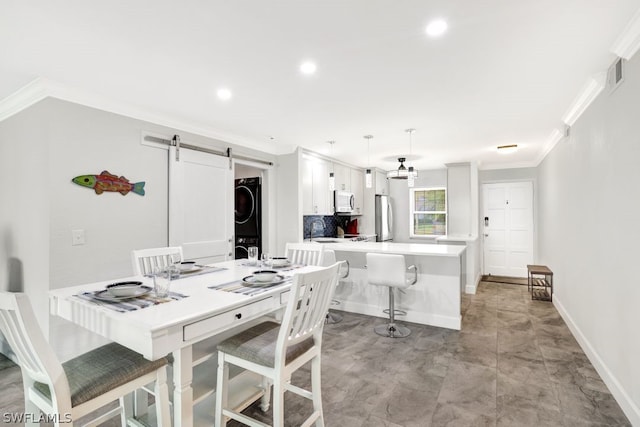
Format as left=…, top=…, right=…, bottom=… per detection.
left=554, top=296, right=640, bottom=426
left=465, top=273, right=482, bottom=294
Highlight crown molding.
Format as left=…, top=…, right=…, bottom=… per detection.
left=611, top=8, right=640, bottom=59
left=0, top=77, right=281, bottom=155
left=534, top=128, right=564, bottom=166
left=0, top=77, right=51, bottom=122
left=561, top=73, right=606, bottom=126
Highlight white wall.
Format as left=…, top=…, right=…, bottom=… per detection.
left=275, top=151, right=301, bottom=254
left=0, top=101, right=51, bottom=342
left=446, top=163, right=472, bottom=236
left=537, top=52, right=640, bottom=424
left=389, top=169, right=447, bottom=243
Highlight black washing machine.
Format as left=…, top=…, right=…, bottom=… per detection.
left=235, top=236, right=260, bottom=260
left=235, top=177, right=261, bottom=258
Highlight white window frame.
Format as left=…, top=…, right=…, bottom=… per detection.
left=409, top=187, right=447, bottom=237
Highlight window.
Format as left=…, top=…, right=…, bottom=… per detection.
left=410, top=187, right=447, bottom=236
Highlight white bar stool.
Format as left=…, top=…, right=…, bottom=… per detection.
left=366, top=253, right=418, bottom=338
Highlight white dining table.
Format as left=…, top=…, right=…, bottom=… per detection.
left=49, top=259, right=317, bottom=427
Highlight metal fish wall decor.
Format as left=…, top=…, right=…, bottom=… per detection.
left=72, top=170, right=145, bottom=196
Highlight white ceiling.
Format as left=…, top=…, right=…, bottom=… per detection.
left=2, top=1, right=639, bottom=171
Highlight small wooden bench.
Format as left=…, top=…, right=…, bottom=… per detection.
left=527, top=264, right=553, bottom=302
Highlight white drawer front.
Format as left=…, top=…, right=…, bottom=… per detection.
left=183, top=296, right=274, bottom=342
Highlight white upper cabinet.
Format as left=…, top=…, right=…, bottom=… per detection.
left=375, top=170, right=388, bottom=195
left=333, top=164, right=350, bottom=192
left=301, top=156, right=331, bottom=215
left=351, top=168, right=364, bottom=214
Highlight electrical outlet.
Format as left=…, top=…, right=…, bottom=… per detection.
left=72, top=229, right=85, bottom=246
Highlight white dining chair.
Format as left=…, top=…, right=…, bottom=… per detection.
left=131, top=246, right=183, bottom=276
left=214, top=262, right=343, bottom=427
left=284, top=242, right=324, bottom=266
left=322, top=249, right=350, bottom=324
left=366, top=253, right=418, bottom=338
left=0, top=291, right=171, bottom=427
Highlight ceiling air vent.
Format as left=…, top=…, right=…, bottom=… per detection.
left=607, top=57, right=625, bottom=93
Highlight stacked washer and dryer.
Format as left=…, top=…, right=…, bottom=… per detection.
left=234, top=177, right=262, bottom=259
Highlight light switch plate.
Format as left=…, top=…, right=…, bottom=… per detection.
left=72, top=229, right=85, bottom=246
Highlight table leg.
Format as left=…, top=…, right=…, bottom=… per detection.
left=173, top=346, right=194, bottom=427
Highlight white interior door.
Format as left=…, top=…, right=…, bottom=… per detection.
left=482, top=181, right=533, bottom=277
left=169, top=147, right=233, bottom=264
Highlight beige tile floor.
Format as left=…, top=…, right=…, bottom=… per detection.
left=0, top=281, right=631, bottom=426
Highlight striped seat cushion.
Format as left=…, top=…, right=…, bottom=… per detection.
left=217, top=321, right=314, bottom=368
left=34, top=342, right=168, bottom=407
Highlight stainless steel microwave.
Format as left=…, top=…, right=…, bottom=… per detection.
left=334, top=191, right=354, bottom=213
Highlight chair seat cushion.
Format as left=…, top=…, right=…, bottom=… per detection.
left=217, top=321, right=314, bottom=368
left=34, top=342, right=168, bottom=407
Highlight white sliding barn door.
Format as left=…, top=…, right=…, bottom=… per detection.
left=169, top=147, right=233, bottom=264
left=482, top=181, right=533, bottom=277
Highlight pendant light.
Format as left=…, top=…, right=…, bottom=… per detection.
left=364, top=135, right=373, bottom=188
left=327, top=140, right=335, bottom=191
left=406, top=129, right=416, bottom=188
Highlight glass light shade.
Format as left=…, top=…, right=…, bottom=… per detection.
left=329, top=172, right=335, bottom=191
left=365, top=169, right=372, bottom=188
left=407, top=167, right=415, bottom=187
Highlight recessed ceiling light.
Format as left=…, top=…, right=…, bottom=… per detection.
left=217, top=88, right=232, bottom=100
left=425, top=19, right=448, bottom=37
left=497, top=144, right=518, bottom=154
left=300, top=61, right=317, bottom=75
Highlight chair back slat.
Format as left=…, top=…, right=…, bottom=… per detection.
left=132, top=246, right=183, bottom=276
left=0, top=292, right=70, bottom=396
left=275, top=262, right=341, bottom=365
left=285, top=243, right=325, bottom=266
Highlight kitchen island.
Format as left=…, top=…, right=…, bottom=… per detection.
left=323, top=241, right=465, bottom=330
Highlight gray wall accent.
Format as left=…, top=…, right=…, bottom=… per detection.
left=479, top=167, right=537, bottom=182
left=538, top=52, right=640, bottom=423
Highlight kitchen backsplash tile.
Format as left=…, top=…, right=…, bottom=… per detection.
left=303, top=215, right=338, bottom=238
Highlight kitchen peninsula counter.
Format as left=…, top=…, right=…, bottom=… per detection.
left=323, top=241, right=465, bottom=330
left=323, top=241, right=466, bottom=257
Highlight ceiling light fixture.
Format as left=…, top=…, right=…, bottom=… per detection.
left=497, top=144, right=518, bottom=154
left=300, top=61, right=317, bottom=75
left=364, top=135, right=373, bottom=188
left=217, top=88, right=232, bottom=100
left=387, top=129, right=419, bottom=184
left=425, top=19, right=448, bottom=37
left=328, top=140, right=335, bottom=191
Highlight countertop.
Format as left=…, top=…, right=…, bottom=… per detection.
left=322, top=241, right=466, bottom=257
left=436, top=235, right=479, bottom=243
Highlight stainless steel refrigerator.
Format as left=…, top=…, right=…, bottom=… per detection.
left=375, top=194, right=393, bottom=241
